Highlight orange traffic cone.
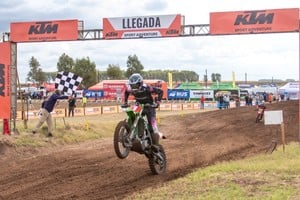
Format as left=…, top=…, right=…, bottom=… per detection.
left=3, top=119, right=10, bottom=135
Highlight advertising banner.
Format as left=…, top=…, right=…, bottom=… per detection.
left=0, top=42, right=11, bottom=119
left=10, top=19, right=78, bottom=42
left=167, top=89, right=190, bottom=100
left=210, top=8, right=299, bottom=35
left=103, top=14, right=181, bottom=39
left=190, top=90, right=214, bottom=99
left=83, top=90, right=104, bottom=98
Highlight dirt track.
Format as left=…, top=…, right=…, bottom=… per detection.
left=0, top=100, right=299, bottom=200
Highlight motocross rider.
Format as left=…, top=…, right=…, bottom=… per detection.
left=123, top=73, right=163, bottom=145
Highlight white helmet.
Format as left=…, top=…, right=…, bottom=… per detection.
left=128, top=73, right=143, bottom=90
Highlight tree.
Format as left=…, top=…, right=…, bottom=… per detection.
left=26, top=56, right=46, bottom=85
left=215, top=73, right=221, bottom=82
left=125, top=54, right=144, bottom=78
left=73, top=57, right=97, bottom=89
left=57, top=53, right=74, bottom=72
left=211, top=73, right=221, bottom=82
left=107, top=64, right=124, bottom=79
left=203, top=74, right=208, bottom=88
left=44, top=72, right=57, bottom=82
left=35, top=68, right=47, bottom=86
left=143, top=70, right=166, bottom=80
left=97, top=70, right=108, bottom=81
left=211, top=73, right=216, bottom=82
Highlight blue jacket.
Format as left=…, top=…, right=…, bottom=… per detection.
left=43, top=94, right=68, bottom=113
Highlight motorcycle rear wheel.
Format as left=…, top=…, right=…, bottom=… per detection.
left=148, top=144, right=167, bottom=175
left=255, top=114, right=263, bottom=123
left=113, top=121, right=130, bottom=159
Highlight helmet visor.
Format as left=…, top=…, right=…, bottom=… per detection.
left=130, top=83, right=140, bottom=90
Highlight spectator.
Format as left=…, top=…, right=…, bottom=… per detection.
left=95, top=92, right=98, bottom=102
left=68, top=94, right=76, bottom=117
left=200, top=95, right=205, bottom=109
left=245, top=94, right=249, bottom=106
left=235, top=97, right=240, bottom=108
left=223, top=94, right=230, bottom=109
left=216, top=94, right=224, bottom=110
left=268, top=93, right=273, bottom=103
left=249, top=95, right=253, bottom=106
left=255, top=94, right=260, bottom=106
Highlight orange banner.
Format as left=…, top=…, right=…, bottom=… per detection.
left=0, top=42, right=11, bottom=119
left=10, top=19, right=78, bottom=42
left=103, top=14, right=181, bottom=39
left=210, top=8, right=299, bottom=35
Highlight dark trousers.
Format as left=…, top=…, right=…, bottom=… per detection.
left=68, top=107, right=75, bottom=117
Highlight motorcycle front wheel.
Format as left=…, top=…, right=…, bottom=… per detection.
left=148, top=145, right=167, bottom=175
left=113, top=121, right=131, bottom=159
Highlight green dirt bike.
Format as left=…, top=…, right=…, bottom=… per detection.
left=113, top=102, right=167, bottom=175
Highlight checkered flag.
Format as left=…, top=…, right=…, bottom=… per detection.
left=55, top=71, right=83, bottom=95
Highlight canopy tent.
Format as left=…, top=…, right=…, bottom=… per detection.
left=210, top=82, right=238, bottom=90
left=41, top=83, right=55, bottom=92
left=278, top=82, right=299, bottom=100
left=175, top=82, right=203, bottom=90
left=88, top=79, right=166, bottom=90
left=88, top=80, right=128, bottom=90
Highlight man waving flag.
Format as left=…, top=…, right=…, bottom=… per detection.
left=55, top=71, right=83, bottom=95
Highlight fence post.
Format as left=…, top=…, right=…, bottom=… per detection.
left=3, top=119, right=10, bottom=135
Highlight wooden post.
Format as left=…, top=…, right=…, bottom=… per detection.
left=280, top=122, right=286, bottom=152
left=62, top=117, right=66, bottom=128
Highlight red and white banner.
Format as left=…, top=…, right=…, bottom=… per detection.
left=10, top=19, right=79, bottom=42
left=210, top=8, right=299, bottom=35
left=103, top=14, right=182, bottom=39
left=0, top=42, right=11, bottom=119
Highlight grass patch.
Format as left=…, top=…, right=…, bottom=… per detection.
left=126, top=143, right=300, bottom=200
left=4, top=114, right=122, bottom=147
left=4, top=110, right=200, bottom=147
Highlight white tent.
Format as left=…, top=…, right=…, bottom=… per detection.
left=251, top=85, right=278, bottom=96
left=278, top=82, right=299, bottom=100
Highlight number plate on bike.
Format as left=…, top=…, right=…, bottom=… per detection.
left=133, top=105, right=142, bottom=113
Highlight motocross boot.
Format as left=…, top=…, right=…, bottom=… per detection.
left=152, top=132, right=160, bottom=145
left=151, top=133, right=160, bottom=152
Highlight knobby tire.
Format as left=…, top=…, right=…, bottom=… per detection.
left=113, top=121, right=130, bottom=159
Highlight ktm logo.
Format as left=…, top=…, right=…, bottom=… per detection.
left=234, top=11, right=274, bottom=25
left=0, top=63, right=5, bottom=96
left=28, top=22, right=58, bottom=34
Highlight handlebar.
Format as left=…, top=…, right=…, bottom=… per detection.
left=121, top=104, right=130, bottom=108
left=145, top=103, right=159, bottom=108
left=121, top=102, right=159, bottom=109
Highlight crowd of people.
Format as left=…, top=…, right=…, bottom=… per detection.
left=30, top=80, right=291, bottom=138
left=215, top=93, right=231, bottom=109
left=214, top=91, right=285, bottom=110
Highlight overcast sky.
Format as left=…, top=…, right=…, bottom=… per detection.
left=0, top=0, right=299, bottom=83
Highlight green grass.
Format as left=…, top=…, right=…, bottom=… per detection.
left=2, top=110, right=201, bottom=147
left=0, top=114, right=122, bottom=147
left=126, top=143, right=300, bottom=200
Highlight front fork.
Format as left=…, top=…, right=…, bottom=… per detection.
left=124, top=116, right=141, bottom=148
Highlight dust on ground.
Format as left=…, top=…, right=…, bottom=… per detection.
left=0, top=100, right=299, bottom=200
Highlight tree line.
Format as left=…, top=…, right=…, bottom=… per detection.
left=26, top=53, right=222, bottom=89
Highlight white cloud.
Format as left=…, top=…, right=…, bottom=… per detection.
left=1, top=0, right=299, bottom=82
